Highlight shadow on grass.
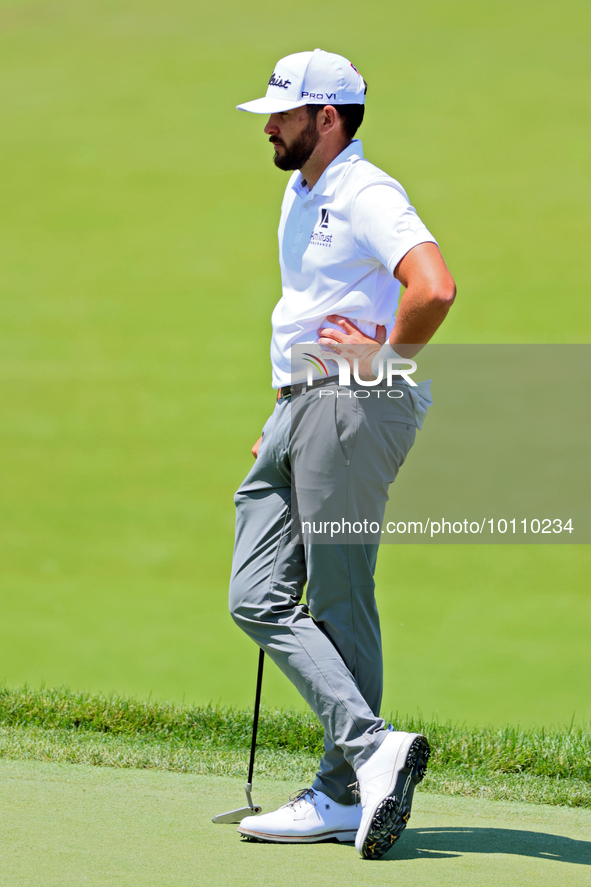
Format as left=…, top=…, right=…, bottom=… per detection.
left=241, top=827, right=591, bottom=866
left=380, top=827, right=591, bottom=865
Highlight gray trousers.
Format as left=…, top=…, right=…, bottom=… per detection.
left=229, top=380, right=417, bottom=805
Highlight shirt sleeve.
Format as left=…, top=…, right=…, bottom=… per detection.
left=351, top=182, right=438, bottom=275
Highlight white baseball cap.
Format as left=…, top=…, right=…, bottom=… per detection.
left=237, top=49, right=366, bottom=115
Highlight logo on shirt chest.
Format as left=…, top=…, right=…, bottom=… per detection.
left=309, top=209, right=333, bottom=247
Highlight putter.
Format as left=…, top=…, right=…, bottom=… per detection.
left=212, top=647, right=265, bottom=824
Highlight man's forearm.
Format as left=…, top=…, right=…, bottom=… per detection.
left=389, top=242, right=457, bottom=357
left=389, top=284, right=455, bottom=357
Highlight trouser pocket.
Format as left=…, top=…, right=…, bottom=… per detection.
left=335, top=391, right=359, bottom=465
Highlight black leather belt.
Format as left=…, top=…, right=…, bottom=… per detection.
left=278, top=375, right=339, bottom=399
left=278, top=374, right=410, bottom=400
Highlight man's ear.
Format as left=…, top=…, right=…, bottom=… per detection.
left=318, top=105, right=339, bottom=134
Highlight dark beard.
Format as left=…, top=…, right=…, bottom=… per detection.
left=271, top=117, right=320, bottom=171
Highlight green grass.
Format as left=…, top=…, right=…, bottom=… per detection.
left=0, top=0, right=590, bottom=727
left=1, top=687, right=590, bottom=808
left=3, top=763, right=591, bottom=887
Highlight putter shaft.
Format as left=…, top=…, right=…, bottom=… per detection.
left=212, top=649, right=265, bottom=824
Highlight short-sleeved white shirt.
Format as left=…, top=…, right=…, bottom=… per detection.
left=270, top=139, right=437, bottom=388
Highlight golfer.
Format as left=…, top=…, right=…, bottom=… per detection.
left=229, top=49, right=455, bottom=859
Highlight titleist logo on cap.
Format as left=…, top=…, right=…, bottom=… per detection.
left=268, top=73, right=292, bottom=89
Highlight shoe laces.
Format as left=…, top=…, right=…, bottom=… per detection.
left=347, top=780, right=360, bottom=806
left=286, top=788, right=317, bottom=809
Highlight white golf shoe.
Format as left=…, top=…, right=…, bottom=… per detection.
left=355, top=731, right=430, bottom=859
left=237, top=788, right=361, bottom=843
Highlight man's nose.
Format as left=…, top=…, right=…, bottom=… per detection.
left=264, top=115, right=279, bottom=135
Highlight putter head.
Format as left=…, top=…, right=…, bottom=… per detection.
left=211, top=804, right=262, bottom=824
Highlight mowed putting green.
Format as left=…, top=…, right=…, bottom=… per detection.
left=0, top=760, right=590, bottom=887
left=1, top=0, right=590, bottom=727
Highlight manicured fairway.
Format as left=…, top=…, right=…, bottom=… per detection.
left=1, top=0, right=590, bottom=726
left=1, top=760, right=590, bottom=886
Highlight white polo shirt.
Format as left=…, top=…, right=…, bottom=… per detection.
left=270, top=139, right=437, bottom=388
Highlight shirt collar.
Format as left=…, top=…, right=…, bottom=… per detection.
left=291, top=139, right=364, bottom=200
